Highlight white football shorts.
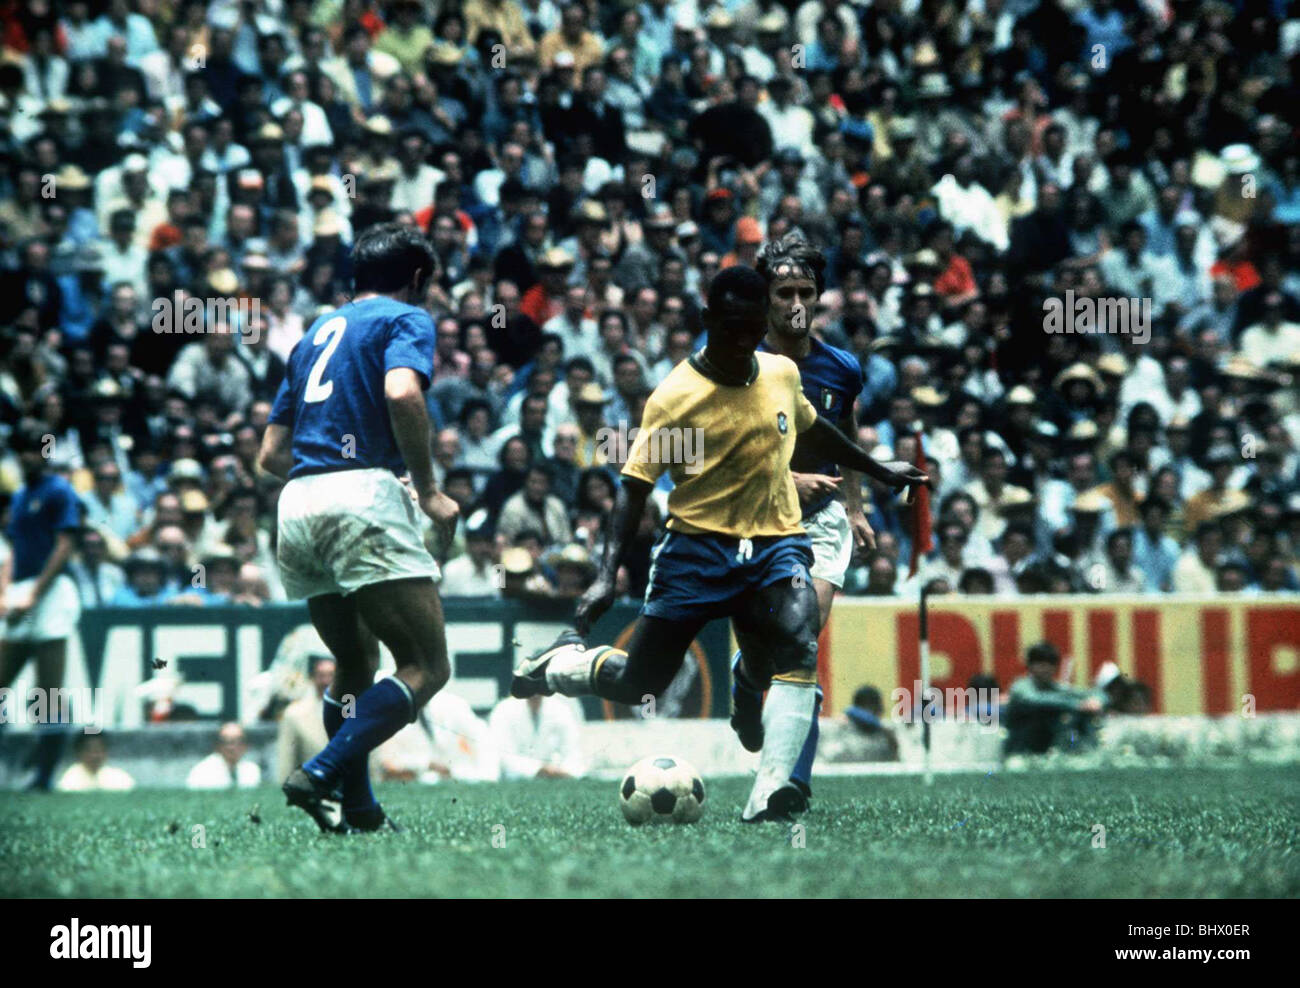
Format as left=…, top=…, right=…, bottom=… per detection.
left=805, top=499, right=853, bottom=589
left=2, top=574, right=81, bottom=643
left=276, top=468, right=440, bottom=600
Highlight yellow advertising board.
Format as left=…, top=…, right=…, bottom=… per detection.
left=819, top=595, right=1300, bottom=716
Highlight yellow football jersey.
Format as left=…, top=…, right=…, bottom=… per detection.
left=622, top=351, right=819, bottom=538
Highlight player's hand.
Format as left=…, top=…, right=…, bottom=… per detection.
left=792, top=472, right=841, bottom=505
left=574, top=574, right=616, bottom=637
left=419, top=489, right=460, bottom=534
left=1081, top=697, right=1103, bottom=714
left=878, top=461, right=930, bottom=501
left=7, top=587, right=35, bottom=621
left=847, top=508, right=876, bottom=555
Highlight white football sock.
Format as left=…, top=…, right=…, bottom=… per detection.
left=544, top=644, right=599, bottom=696
left=742, top=680, right=817, bottom=820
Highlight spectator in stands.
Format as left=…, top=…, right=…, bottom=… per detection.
left=1004, top=642, right=1103, bottom=755
left=111, top=549, right=172, bottom=606
left=817, top=686, right=900, bottom=763
left=1183, top=445, right=1242, bottom=531
left=440, top=517, right=501, bottom=597
left=498, top=462, right=572, bottom=548
left=56, top=733, right=136, bottom=792
left=274, top=656, right=333, bottom=784
left=489, top=693, right=586, bottom=780
left=1132, top=497, right=1181, bottom=592
left=1173, top=522, right=1224, bottom=594
left=965, top=445, right=1031, bottom=543
left=185, top=722, right=261, bottom=789
left=540, top=542, right=598, bottom=599
left=377, top=690, right=500, bottom=783
left=1089, top=528, right=1149, bottom=594
left=68, top=525, right=125, bottom=608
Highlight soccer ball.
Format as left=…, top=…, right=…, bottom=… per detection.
left=619, top=755, right=705, bottom=825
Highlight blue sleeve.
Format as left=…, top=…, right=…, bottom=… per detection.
left=53, top=480, right=83, bottom=532
left=385, top=311, right=436, bottom=388
left=841, top=351, right=866, bottom=405
left=269, top=376, right=294, bottom=427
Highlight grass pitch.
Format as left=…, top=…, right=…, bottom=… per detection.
left=3, top=765, right=1297, bottom=898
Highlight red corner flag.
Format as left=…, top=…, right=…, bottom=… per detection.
left=907, top=429, right=933, bottom=579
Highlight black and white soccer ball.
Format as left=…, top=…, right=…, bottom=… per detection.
left=619, top=755, right=705, bottom=825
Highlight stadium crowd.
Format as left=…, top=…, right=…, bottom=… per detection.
left=1, top=0, right=1299, bottom=614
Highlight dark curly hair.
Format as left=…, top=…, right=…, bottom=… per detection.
left=755, top=232, right=828, bottom=296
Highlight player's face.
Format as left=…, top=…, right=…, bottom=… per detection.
left=19, top=447, right=46, bottom=480
left=767, top=273, right=818, bottom=338
left=1028, top=660, right=1056, bottom=687
left=704, top=295, right=767, bottom=356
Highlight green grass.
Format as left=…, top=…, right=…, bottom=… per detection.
left=3, top=766, right=1297, bottom=897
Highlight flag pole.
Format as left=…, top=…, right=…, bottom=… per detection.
left=919, top=582, right=933, bottom=786
left=906, top=428, right=934, bottom=786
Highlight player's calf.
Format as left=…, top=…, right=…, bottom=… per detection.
left=738, top=583, right=821, bottom=822
left=730, top=650, right=765, bottom=753
left=512, top=628, right=635, bottom=701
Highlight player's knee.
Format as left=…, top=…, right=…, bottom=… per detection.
left=414, top=653, right=450, bottom=705
left=428, top=653, right=450, bottom=693
left=770, top=635, right=819, bottom=684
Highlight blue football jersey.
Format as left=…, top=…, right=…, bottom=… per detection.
left=270, top=296, right=436, bottom=479
left=758, top=337, right=866, bottom=518
left=7, top=473, right=82, bottom=581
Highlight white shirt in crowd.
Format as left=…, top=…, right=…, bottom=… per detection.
left=186, top=753, right=262, bottom=790
left=488, top=695, right=586, bottom=780
left=378, top=691, right=500, bottom=783
left=56, top=763, right=136, bottom=792
left=439, top=555, right=501, bottom=597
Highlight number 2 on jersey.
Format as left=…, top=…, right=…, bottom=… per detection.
left=304, top=316, right=347, bottom=403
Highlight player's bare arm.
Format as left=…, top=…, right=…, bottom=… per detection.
left=800, top=417, right=929, bottom=494
left=838, top=403, right=875, bottom=552
left=790, top=472, right=842, bottom=504
left=788, top=406, right=874, bottom=551
left=575, top=476, right=652, bottom=635
left=257, top=423, right=293, bottom=481
left=385, top=366, right=458, bottom=532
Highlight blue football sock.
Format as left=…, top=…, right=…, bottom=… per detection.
left=322, top=692, right=378, bottom=815
left=305, top=678, right=414, bottom=790
left=790, top=688, right=824, bottom=787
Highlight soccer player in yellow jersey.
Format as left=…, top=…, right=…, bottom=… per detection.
left=511, top=266, right=927, bottom=821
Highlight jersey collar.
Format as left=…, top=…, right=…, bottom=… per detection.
left=689, top=349, right=759, bottom=387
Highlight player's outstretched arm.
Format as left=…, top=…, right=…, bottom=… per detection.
left=800, top=417, right=929, bottom=493
left=386, top=368, right=459, bottom=532
left=257, top=423, right=293, bottom=480
left=574, top=476, right=652, bottom=636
